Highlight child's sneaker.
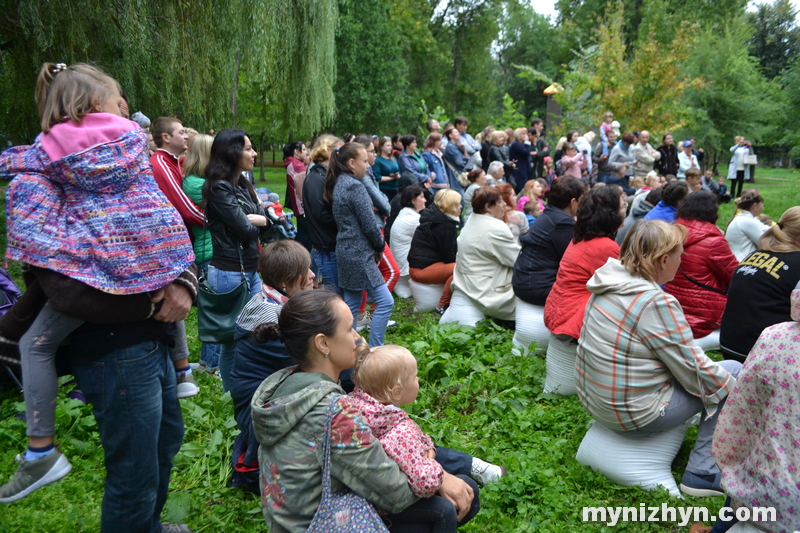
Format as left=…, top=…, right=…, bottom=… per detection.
left=356, top=311, right=372, bottom=332
left=470, top=457, right=506, bottom=486
left=176, top=371, right=200, bottom=399
left=0, top=449, right=72, bottom=503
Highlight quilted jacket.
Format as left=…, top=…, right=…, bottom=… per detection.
left=664, top=218, right=739, bottom=338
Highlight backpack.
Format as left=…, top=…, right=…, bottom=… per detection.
left=0, top=268, right=21, bottom=317
left=554, top=158, right=564, bottom=177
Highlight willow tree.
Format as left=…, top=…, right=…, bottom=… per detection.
left=0, top=0, right=338, bottom=144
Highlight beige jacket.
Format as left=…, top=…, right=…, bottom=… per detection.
left=633, top=142, right=661, bottom=177
left=453, top=213, right=521, bottom=320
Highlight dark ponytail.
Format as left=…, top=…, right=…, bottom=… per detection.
left=253, top=289, right=344, bottom=368
left=324, top=142, right=366, bottom=205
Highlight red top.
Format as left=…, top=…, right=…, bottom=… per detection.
left=664, top=217, right=739, bottom=337
left=150, top=149, right=205, bottom=227
left=545, top=237, right=620, bottom=339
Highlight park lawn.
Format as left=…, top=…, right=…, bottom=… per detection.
left=0, top=169, right=798, bottom=532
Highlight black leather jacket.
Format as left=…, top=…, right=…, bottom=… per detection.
left=206, top=178, right=269, bottom=272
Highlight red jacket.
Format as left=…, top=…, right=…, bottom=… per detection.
left=544, top=237, right=620, bottom=339
left=150, top=150, right=205, bottom=227
left=664, top=217, right=738, bottom=338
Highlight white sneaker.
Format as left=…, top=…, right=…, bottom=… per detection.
left=470, top=458, right=506, bottom=486
left=176, top=372, right=200, bottom=399
left=356, top=311, right=372, bottom=332
left=387, top=320, right=397, bottom=328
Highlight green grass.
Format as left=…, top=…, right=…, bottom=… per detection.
left=0, top=169, right=798, bottom=532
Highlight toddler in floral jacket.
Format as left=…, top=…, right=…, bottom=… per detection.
left=349, top=345, right=505, bottom=499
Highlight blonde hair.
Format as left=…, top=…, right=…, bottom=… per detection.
left=734, top=135, right=744, bottom=144
left=645, top=171, right=660, bottom=188
left=490, top=130, right=506, bottom=144
left=514, top=127, right=528, bottom=142
left=620, top=220, right=687, bottom=281
left=435, top=189, right=462, bottom=216
left=522, top=179, right=538, bottom=200
left=183, top=134, right=213, bottom=178
left=309, top=134, right=342, bottom=164
left=36, top=62, right=120, bottom=132
left=583, top=131, right=596, bottom=144
left=760, top=206, right=800, bottom=253
left=352, top=345, right=416, bottom=403
left=631, top=176, right=644, bottom=189
left=555, top=136, right=568, bottom=152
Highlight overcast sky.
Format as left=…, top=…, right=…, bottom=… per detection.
left=527, top=0, right=800, bottom=21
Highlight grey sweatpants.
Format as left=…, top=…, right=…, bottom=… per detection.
left=22, top=303, right=189, bottom=438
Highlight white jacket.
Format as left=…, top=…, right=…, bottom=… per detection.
left=452, top=213, right=521, bottom=320
left=388, top=207, right=420, bottom=276
left=633, top=142, right=661, bottom=177
left=725, top=210, right=768, bottom=261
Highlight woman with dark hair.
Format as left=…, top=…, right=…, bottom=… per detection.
left=422, top=133, right=448, bottom=190
left=397, top=134, right=432, bottom=185
left=720, top=206, right=800, bottom=362
left=228, top=240, right=316, bottom=493
left=452, top=187, right=521, bottom=321
left=544, top=186, right=626, bottom=357
left=203, top=128, right=270, bottom=391
left=725, top=189, right=768, bottom=261
left=443, top=128, right=468, bottom=195
left=462, top=169, right=487, bottom=220
left=645, top=180, right=690, bottom=222
left=374, top=136, right=401, bottom=200
left=663, top=191, right=739, bottom=350
left=251, top=290, right=473, bottom=532
left=327, top=142, right=394, bottom=347
left=479, top=125, right=495, bottom=171
left=283, top=140, right=311, bottom=255
left=513, top=176, right=586, bottom=306
left=656, top=132, right=679, bottom=176
left=389, top=184, right=427, bottom=290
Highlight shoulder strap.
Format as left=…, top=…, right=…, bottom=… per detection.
left=318, top=394, right=342, bottom=500
left=679, top=266, right=726, bottom=295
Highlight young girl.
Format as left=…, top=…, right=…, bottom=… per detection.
left=542, top=156, right=556, bottom=186
left=497, top=183, right=529, bottom=242
left=560, top=142, right=588, bottom=180
left=349, top=345, right=504, bottom=530
left=0, top=63, right=196, bottom=503
left=327, top=142, right=394, bottom=347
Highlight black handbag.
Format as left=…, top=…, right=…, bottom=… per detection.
left=197, top=236, right=249, bottom=344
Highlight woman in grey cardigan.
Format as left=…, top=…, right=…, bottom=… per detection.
left=325, top=142, right=393, bottom=347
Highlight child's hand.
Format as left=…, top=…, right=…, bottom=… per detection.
left=425, top=449, right=437, bottom=460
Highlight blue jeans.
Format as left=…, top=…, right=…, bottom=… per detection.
left=313, top=249, right=341, bottom=296
left=343, top=283, right=393, bottom=347
left=206, top=265, right=262, bottom=392
left=386, top=474, right=480, bottom=533
left=70, top=340, right=184, bottom=533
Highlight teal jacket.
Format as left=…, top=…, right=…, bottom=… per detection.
left=252, top=367, right=417, bottom=533
left=180, top=174, right=213, bottom=263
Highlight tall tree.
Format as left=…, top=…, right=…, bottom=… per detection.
left=332, top=0, right=414, bottom=134
left=747, top=0, right=800, bottom=80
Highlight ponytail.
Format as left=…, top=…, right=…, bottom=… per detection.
left=726, top=189, right=764, bottom=230
left=324, top=142, right=365, bottom=205
left=760, top=206, right=800, bottom=253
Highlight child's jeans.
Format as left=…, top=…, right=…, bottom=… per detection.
left=22, top=303, right=189, bottom=438
left=386, top=446, right=481, bottom=532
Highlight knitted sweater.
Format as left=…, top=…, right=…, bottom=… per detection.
left=2, top=114, right=194, bottom=295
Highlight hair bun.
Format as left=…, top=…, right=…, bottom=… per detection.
left=254, top=322, right=282, bottom=344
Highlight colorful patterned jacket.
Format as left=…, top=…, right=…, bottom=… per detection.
left=348, top=388, right=443, bottom=498
left=1, top=116, right=193, bottom=294
left=252, top=367, right=417, bottom=533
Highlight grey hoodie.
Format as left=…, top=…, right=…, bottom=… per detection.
left=252, top=367, right=417, bottom=533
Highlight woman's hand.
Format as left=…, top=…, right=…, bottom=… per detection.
left=438, top=472, right=474, bottom=521
left=247, top=214, right=268, bottom=227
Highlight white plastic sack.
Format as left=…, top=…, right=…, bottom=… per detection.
left=543, top=334, right=578, bottom=395
left=729, top=521, right=769, bottom=533
left=692, top=329, right=720, bottom=352
left=394, top=275, right=412, bottom=299
left=575, top=420, right=687, bottom=498
left=409, top=279, right=444, bottom=313
left=440, top=288, right=484, bottom=327
left=512, top=301, right=549, bottom=356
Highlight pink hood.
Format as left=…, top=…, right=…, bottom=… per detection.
left=41, top=112, right=140, bottom=162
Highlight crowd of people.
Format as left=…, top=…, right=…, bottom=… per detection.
left=0, top=62, right=796, bottom=533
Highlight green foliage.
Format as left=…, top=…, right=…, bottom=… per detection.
left=747, top=0, right=800, bottom=80
left=417, top=99, right=451, bottom=137
left=332, top=0, right=415, bottom=134
left=494, top=93, right=528, bottom=130
left=777, top=55, right=800, bottom=157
